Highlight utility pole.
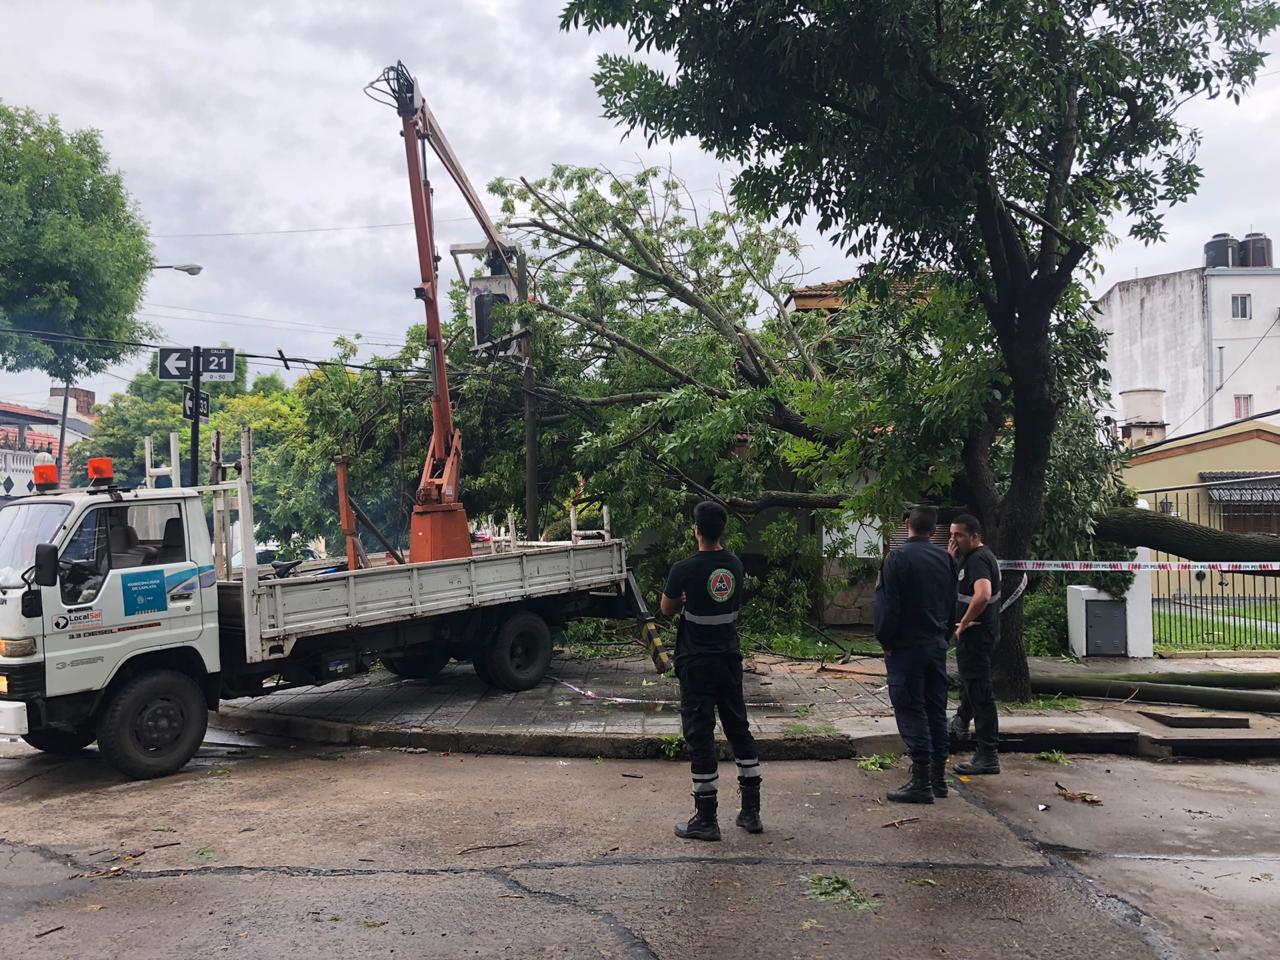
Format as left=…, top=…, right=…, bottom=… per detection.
left=189, top=345, right=202, bottom=487
left=519, top=250, right=538, bottom=541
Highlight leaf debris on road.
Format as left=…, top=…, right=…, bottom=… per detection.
left=804, top=874, right=882, bottom=911
left=1055, top=781, right=1103, bottom=805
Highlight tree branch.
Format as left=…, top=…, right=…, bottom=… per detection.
left=533, top=300, right=727, bottom=399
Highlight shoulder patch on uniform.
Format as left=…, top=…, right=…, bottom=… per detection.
left=707, top=568, right=736, bottom=603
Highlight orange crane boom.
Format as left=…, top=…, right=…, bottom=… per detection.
left=366, top=62, right=515, bottom=563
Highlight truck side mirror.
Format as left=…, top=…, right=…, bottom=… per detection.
left=33, top=543, right=58, bottom=588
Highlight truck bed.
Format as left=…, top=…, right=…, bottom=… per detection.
left=218, top=539, right=627, bottom=660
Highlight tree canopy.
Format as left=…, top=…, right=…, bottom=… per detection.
left=0, top=103, right=153, bottom=383
left=560, top=0, right=1279, bottom=695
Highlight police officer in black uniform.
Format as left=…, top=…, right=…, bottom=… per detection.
left=874, top=505, right=957, bottom=803
left=661, top=501, right=762, bottom=841
left=948, top=513, right=1002, bottom=775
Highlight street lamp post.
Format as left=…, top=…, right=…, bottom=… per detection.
left=151, top=263, right=204, bottom=275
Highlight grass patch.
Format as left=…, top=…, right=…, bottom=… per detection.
left=804, top=874, right=882, bottom=911
left=1153, top=611, right=1280, bottom=651
left=1034, top=750, right=1072, bottom=765
left=785, top=722, right=839, bottom=736
left=1003, top=695, right=1085, bottom=713
left=856, top=752, right=900, bottom=772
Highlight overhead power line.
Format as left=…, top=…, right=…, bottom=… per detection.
left=3, top=327, right=417, bottom=376
left=153, top=217, right=472, bottom=239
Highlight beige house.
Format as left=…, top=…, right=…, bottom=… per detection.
left=1125, top=419, right=1280, bottom=604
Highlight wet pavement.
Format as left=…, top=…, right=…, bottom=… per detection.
left=215, top=654, right=1280, bottom=762
left=1, top=734, right=1276, bottom=958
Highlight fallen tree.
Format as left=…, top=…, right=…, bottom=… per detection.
left=1096, top=507, right=1280, bottom=561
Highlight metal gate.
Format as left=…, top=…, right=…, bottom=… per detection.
left=1141, top=474, right=1280, bottom=651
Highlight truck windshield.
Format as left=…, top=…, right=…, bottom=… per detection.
left=0, top=501, right=72, bottom=587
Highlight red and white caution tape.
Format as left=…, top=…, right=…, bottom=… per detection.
left=1000, top=560, right=1280, bottom=572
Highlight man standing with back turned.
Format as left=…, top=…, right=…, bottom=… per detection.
left=874, top=505, right=956, bottom=803
left=949, top=513, right=1002, bottom=775
left=661, top=501, right=762, bottom=841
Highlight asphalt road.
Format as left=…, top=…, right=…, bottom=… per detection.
left=0, top=734, right=1275, bottom=959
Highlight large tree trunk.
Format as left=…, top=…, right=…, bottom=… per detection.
left=988, top=330, right=1058, bottom=701
left=1096, top=507, right=1280, bottom=560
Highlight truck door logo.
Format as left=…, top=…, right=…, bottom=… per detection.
left=53, top=610, right=102, bottom=630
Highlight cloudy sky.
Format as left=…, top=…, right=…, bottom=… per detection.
left=2, top=1, right=1279, bottom=413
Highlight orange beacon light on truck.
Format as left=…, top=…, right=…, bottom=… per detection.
left=33, top=463, right=59, bottom=491
left=87, top=457, right=114, bottom=482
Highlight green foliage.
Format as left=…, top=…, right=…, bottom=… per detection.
left=1023, top=589, right=1069, bottom=657
left=561, top=0, right=1278, bottom=691
left=657, top=734, right=684, bottom=759
left=857, top=752, right=900, bottom=772
left=0, top=103, right=153, bottom=382
left=1035, top=750, right=1072, bottom=765
left=563, top=0, right=1276, bottom=262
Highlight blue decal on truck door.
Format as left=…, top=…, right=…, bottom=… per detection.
left=121, top=569, right=168, bottom=616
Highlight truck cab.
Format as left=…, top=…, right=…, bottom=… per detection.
left=0, top=461, right=220, bottom=778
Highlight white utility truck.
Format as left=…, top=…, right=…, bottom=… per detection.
left=0, top=431, right=639, bottom=779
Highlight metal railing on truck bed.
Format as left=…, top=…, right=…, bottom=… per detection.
left=247, top=538, right=627, bottom=645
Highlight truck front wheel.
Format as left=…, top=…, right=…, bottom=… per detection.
left=96, top=670, right=208, bottom=780
left=22, top=725, right=96, bottom=755
left=485, top=611, right=553, bottom=691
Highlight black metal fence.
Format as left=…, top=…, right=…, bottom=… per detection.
left=1142, top=477, right=1280, bottom=651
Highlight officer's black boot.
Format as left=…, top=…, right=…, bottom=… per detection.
left=953, top=747, right=1000, bottom=775
left=887, top=756, right=935, bottom=804
left=675, top=791, right=722, bottom=841
left=930, top=757, right=949, bottom=798
left=735, top=777, right=763, bottom=834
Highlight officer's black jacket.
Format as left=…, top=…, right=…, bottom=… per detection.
left=874, top=536, right=957, bottom=650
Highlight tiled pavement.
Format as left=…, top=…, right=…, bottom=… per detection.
left=221, top=655, right=894, bottom=740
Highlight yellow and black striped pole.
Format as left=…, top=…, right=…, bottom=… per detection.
left=625, top=572, right=672, bottom=674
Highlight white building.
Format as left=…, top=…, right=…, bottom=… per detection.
left=1092, top=232, right=1280, bottom=442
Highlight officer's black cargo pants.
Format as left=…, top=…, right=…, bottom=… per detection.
left=677, top=653, right=761, bottom=794
left=954, top=627, right=1000, bottom=751
left=884, top=640, right=949, bottom=760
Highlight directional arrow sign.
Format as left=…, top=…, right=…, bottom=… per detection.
left=182, top=385, right=210, bottom=423
left=200, top=347, right=236, bottom=382
left=157, top=347, right=192, bottom=381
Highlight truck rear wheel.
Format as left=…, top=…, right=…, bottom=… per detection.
left=22, top=725, right=96, bottom=755
left=485, top=611, right=553, bottom=691
left=96, top=670, right=207, bottom=780
left=383, top=643, right=451, bottom=680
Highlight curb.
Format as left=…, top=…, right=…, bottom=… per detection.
left=213, top=706, right=1280, bottom=761
left=210, top=707, right=860, bottom=760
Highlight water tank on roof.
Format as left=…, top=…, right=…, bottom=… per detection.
left=1120, top=388, right=1167, bottom=426
left=1240, top=232, right=1273, bottom=268
left=1204, top=233, right=1239, bottom=268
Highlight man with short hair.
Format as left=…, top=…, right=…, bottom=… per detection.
left=948, top=513, right=1002, bottom=775
left=874, top=505, right=956, bottom=803
left=661, top=500, right=761, bottom=840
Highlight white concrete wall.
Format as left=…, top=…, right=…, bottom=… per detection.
left=1092, top=268, right=1206, bottom=435
left=1094, top=263, right=1280, bottom=439
left=1205, top=267, right=1280, bottom=428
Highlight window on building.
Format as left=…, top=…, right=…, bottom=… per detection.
left=1232, top=294, right=1252, bottom=319
left=1235, top=394, right=1254, bottom=419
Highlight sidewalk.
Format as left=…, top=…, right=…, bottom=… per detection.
left=212, top=652, right=1280, bottom=760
